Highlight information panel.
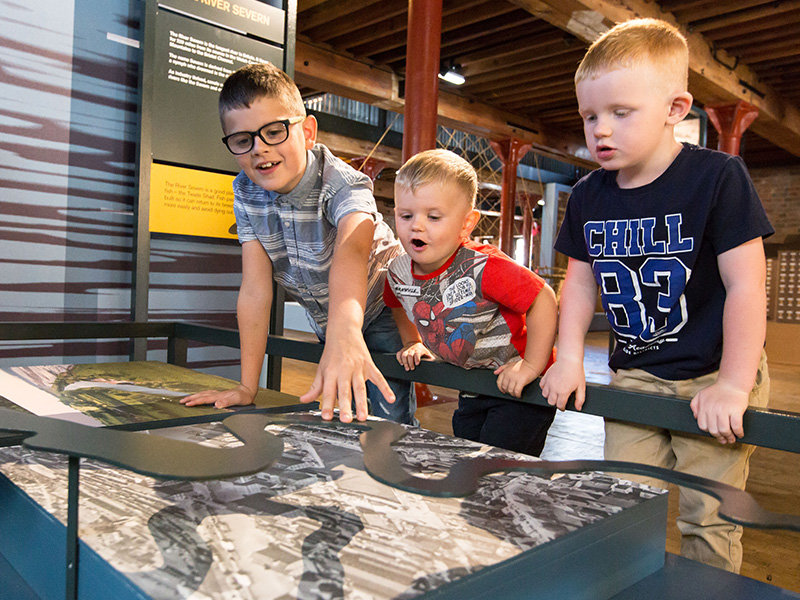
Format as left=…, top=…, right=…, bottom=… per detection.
left=150, top=163, right=237, bottom=239
left=152, top=8, right=283, bottom=172
left=160, top=0, right=285, bottom=41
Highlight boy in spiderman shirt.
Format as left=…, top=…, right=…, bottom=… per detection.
left=383, top=149, right=558, bottom=455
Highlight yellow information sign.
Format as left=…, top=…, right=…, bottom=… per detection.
left=149, top=163, right=237, bottom=239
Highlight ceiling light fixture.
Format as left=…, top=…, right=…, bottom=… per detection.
left=438, top=64, right=465, bottom=86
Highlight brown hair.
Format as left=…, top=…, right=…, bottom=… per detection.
left=395, top=149, right=478, bottom=208
left=575, top=18, right=688, bottom=91
left=218, top=62, right=306, bottom=121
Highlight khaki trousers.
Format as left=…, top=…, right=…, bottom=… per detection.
left=604, top=350, right=770, bottom=573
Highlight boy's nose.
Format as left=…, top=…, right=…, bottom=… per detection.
left=593, top=118, right=612, bottom=138
left=251, top=135, right=269, bottom=153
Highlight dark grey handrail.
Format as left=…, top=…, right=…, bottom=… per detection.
left=2, top=321, right=800, bottom=454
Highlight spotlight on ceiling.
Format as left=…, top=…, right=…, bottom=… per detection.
left=438, top=64, right=465, bottom=86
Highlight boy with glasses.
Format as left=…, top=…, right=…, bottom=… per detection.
left=182, top=63, right=415, bottom=425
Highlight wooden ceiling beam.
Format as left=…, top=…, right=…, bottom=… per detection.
left=350, top=30, right=407, bottom=60
left=537, top=106, right=583, bottom=119
left=670, top=0, right=774, bottom=24
left=703, top=10, right=800, bottom=41
left=743, top=43, right=800, bottom=65
left=303, top=1, right=408, bottom=43
left=297, top=0, right=329, bottom=12
left=658, top=0, right=711, bottom=11
left=441, top=13, right=536, bottom=49
left=456, top=27, right=560, bottom=65
left=377, top=13, right=538, bottom=68
left=294, top=40, right=592, bottom=166
left=298, top=0, right=385, bottom=32
left=464, top=51, right=584, bottom=89
left=331, top=14, right=408, bottom=51
left=501, top=86, right=577, bottom=107
left=442, top=23, right=552, bottom=63
left=483, top=77, right=575, bottom=101
left=295, top=41, right=399, bottom=108
left=690, top=0, right=800, bottom=33
left=464, top=67, right=577, bottom=96
left=463, top=37, right=582, bottom=78
left=719, top=28, right=800, bottom=51
left=508, top=0, right=800, bottom=157
left=316, top=130, right=403, bottom=168
left=339, top=0, right=490, bottom=56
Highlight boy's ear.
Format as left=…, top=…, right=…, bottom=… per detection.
left=302, top=115, right=318, bottom=149
left=667, top=91, right=694, bottom=125
left=461, top=208, right=481, bottom=238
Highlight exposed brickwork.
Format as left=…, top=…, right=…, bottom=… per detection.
left=751, top=165, right=800, bottom=246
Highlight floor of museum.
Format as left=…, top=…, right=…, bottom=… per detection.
left=277, top=331, right=800, bottom=594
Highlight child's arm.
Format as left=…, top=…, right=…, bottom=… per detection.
left=494, top=283, right=557, bottom=397
left=299, top=212, right=395, bottom=422
left=391, top=307, right=434, bottom=371
left=539, top=258, right=597, bottom=410
left=181, top=240, right=273, bottom=408
left=690, top=238, right=767, bottom=444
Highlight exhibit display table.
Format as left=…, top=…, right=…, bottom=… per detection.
left=0, top=360, right=795, bottom=599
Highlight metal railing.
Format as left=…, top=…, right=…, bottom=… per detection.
left=2, top=321, right=799, bottom=454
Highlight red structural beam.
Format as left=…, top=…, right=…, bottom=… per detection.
left=402, top=0, right=442, bottom=162
left=490, top=138, right=532, bottom=255
left=705, top=100, right=759, bottom=156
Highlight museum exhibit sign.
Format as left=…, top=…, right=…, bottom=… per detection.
left=132, top=0, right=295, bottom=367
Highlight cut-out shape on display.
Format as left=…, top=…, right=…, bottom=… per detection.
left=2, top=409, right=798, bottom=532
left=0, top=407, right=283, bottom=480
left=358, top=419, right=800, bottom=532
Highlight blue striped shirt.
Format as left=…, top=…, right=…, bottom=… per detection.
left=233, top=144, right=401, bottom=338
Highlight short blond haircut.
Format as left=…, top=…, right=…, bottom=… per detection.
left=575, top=18, right=688, bottom=91
left=395, top=149, right=478, bottom=208
left=218, top=62, right=306, bottom=122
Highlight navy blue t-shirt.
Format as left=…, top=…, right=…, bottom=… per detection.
left=555, top=144, right=774, bottom=380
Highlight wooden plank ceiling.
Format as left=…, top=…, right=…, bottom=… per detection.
left=295, top=0, right=800, bottom=168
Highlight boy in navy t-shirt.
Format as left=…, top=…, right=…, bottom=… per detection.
left=540, top=19, right=773, bottom=572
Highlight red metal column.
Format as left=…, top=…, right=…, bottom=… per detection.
left=402, top=0, right=442, bottom=162
left=518, top=193, right=541, bottom=268
left=705, top=100, right=759, bottom=156
left=350, top=156, right=386, bottom=181
left=521, top=194, right=533, bottom=268
left=490, top=138, right=531, bottom=255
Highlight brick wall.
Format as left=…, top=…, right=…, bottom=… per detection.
left=751, top=164, right=800, bottom=247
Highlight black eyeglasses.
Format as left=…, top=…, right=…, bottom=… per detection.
left=222, top=116, right=306, bottom=155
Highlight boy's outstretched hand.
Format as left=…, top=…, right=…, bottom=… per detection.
left=396, top=342, right=434, bottom=371
left=539, top=357, right=587, bottom=411
left=690, top=380, right=749, bottom=444
left=494, top=358, right=540, bottom=398
left=299, top=329, right=394, bottom=423
left=180, top=384, right=257, bottom=409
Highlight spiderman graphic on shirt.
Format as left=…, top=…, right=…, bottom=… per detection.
left=412, top=298, right=477, bottom=365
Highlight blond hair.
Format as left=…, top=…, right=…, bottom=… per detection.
left=395, top=149, right=478, bottom=208
left=218, top=62, right=306, bottom=121
left=575, top=18, right=688, bottom=91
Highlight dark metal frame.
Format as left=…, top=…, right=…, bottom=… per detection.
left=3, top=320, right=800, bottom=598
left=2, top=320, right=800, bottom=454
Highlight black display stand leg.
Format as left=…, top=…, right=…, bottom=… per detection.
left=66, top=456, right=80, bottom=600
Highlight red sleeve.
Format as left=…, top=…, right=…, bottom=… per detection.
left=383, top=278, right=402, bottom=308
left=481, top=254, right=545, bottom=313
left=481, top=253, right=549, bottom=360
